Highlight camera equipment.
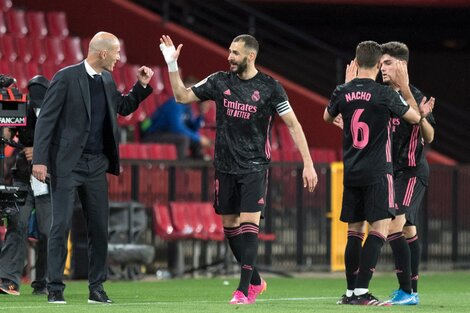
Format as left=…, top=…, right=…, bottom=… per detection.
left=0, top=74, right=29, bottom=218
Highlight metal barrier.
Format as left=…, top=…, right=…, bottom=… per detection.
left=109, top=160, right=470, bottom=272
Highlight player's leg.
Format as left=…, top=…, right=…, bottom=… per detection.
left=216, top=171, right=262, bottom=304
left=388, top=214, right=411, bottom=292
left=230, top=170, right=268, bottom=304
left=351, top=175, right=393, bottom=306
left=337, top=185, right=365, bottom=304
left=403, top=177, right=426, bottom=303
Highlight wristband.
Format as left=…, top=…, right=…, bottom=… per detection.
left=160, top=43, right=178, bottom=72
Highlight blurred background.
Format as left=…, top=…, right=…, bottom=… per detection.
left=1, top=0, right=469, bottom=280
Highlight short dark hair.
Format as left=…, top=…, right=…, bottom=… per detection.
left=355, top=41, right=382, bottom=68
left=381, top=41, right=409, bottom=62
left=233, top=34, right=259, bottom=54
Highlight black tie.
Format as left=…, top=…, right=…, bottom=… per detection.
left=93, top=74, right=102, bottom=82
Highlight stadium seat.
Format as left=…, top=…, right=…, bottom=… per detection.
left=41, top=61, right=61, bottom=80
left=9, top=61, right=28, bottom=90
left=63, top=36, right=84, bottom=64
left=0, top=0, right=12, bottom=12
left=111, top=66, right=126, bottom=92
left=169, top=202, right=196, bottom=238
left=121, top=63, right=139, bottom=90
left=5, top=9, right=28, bottom=37
left=196, top=202, right=224, bottom=241
left=44, top=36, right=65, bottom=65
left=15, top=36, right=32, bottom=63
left=0, top=11, right=7, bottom=35
left=152, top=203, right=186, bottom=240
left=0, top=34, right=16, bottom=62
left=26, top=11, right=47, bottom=38
left=30, top=36, right=47, bottom=64
left=0, top=59, right=10, bottom=75
left=118, top=38, right=127, bottom=65
left=147, top=143, right=177, bottom=160
left=24, top=61, right=40, bottom=81
left=46, top=11, right=69, bottom=38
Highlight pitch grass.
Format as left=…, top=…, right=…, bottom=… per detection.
left=1, top=271, right=470, bottom=312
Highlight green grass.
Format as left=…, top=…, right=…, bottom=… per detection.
left=1, top=271, right=470, bottom=312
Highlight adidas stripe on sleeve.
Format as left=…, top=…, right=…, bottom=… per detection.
left=276, top=100, right=292, bottom=116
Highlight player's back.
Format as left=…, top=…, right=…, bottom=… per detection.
left=328, top=78, right=408, bottom=186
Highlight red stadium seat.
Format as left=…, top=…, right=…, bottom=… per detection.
left=63, top=36, right=84, bottom=64
left=111, top=66, right=126, bottom=92
left=0, top=34, right=16, bottom=62
left=15, top=36, right=32, bottom=63
left=121, top=63, right=139, bottom=90
left=24, top=61, right=40, bottom=81
left=26, top=11, right=47, bottom=38
left=44, top=36, right=65, bottom=65
left=0, top=11, right=7, bottom=35
left=0, top=0, right=12, bottom=12
left=46, top=11, right=69, bottom=38
left=196, top=202, right=224, bottom=241
left=41, top=61, right=61, bottom=80
left=169, top=202, right=196, bottom=238
left=9, top=61, right=28, bottom=90
left=30, top=36, right=47, bottom=64
left=118, top=38, right=127, bottom=65
left=5, top=9, right=28, bottom=37
left=147, top=143, right=177, bottom=160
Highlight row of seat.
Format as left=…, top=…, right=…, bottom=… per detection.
left=0, top=9, right=68, bottom=38
left=0, top=34, right=82, bottom=64
left=153, top=201, right=275, bottom=242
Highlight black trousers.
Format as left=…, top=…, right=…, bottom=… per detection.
left=47, top=153, right=109, bottom=292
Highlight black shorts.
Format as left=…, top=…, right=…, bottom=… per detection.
left=214, top=169, right=268, bottom=217
left=340, top=174, right=396, bottom=224
left=394, top=175, right=426, bottom=226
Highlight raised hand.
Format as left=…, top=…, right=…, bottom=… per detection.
left=391, top=60, right=410, bottom=90
left=345, top=59, right=358, bottom=83
left=419, top=96, right=435, bottom=117
left=136, top=66, right=154, bottom=87
left=159, top=35, right=183, bottom=72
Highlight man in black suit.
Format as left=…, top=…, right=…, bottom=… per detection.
left=32, top=31, right=154, bottom=304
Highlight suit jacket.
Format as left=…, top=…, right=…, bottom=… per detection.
left=33, top=62, right=153, bottom=177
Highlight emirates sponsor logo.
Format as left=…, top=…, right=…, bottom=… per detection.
left=223, top=98, right=257, bottom=120
left=251, top=90, right=260, bottom=102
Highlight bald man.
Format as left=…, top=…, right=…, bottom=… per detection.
left=32, top=31, right=154, bottom=304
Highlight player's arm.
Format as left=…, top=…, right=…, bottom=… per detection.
left=159, top=35, right=200, bottom=104
left=323, top=107, right=335, bottom=123
left=419, top=117, right=434, bottom=143
left=419, top=101, right=435, bottom=143
left=280, top=111, right=318, bottom=192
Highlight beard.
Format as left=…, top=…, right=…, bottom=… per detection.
left=230, top=57, right=248, bottom=75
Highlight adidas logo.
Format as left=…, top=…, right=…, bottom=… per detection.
left=258, top=197, right=264, bottom=205
left=224, top=89, right=231, bottom=95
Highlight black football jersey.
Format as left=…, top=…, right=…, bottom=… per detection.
left=392, top=85, right=436, bottom=181
left=327, top=78, right=409, bottom=186
left=192, top=71, right=290, bottom=174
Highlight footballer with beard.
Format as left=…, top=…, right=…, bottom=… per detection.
left=159, top=34, right=318, bottom=305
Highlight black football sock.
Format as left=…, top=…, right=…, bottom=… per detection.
left=355, top=231, right=386, bottom=290
left=237, top=223, right=260, bottom=296
left=388, top=232, right=412, bottom=293
left=345, top=230, right=364, bottom=291
left=224, top=226, right=261, bottom=286
left=407, top=234, right=420, bottom=293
